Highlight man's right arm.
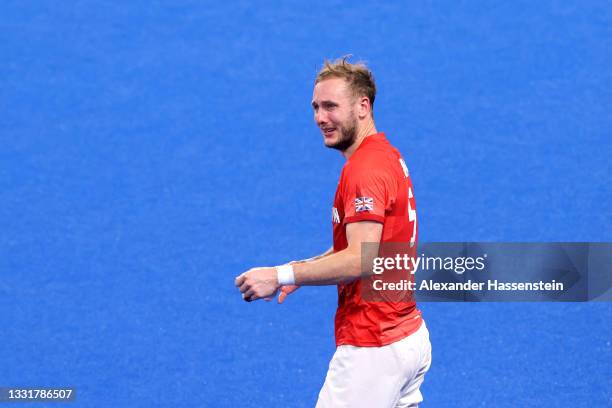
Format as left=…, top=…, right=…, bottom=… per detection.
left=294, top=246, right=335, bottom=264
left=276, top=246, right=334, bottom=303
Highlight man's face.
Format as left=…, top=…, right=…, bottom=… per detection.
left=312, top=78, right=359, bottom=152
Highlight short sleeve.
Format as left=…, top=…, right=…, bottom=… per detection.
left=342, top=167, right=397, bottom=225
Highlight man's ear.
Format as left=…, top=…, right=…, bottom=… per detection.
left=357, top=96, right=371, bottom=119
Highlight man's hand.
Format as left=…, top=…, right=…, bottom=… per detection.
left=235, top=267, right=281, bottom=302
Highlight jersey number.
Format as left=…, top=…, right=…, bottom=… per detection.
left=408, top=187, right=416, bottom=248
left=400, top=158, right=417, bottom=248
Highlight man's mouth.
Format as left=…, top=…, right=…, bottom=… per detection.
left=322, top=127, right=337, bottom=137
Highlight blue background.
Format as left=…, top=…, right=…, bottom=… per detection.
left=1, top=1, right=610, bottom=406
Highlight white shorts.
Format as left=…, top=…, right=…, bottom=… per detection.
left=315, top=321, right=432, bottom=408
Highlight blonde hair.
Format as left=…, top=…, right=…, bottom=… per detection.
left=315, top=56, right=376, bottom=112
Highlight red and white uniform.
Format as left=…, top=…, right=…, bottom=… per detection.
left=332, top=132, right=421, bottom=347
left=317, top=133, right=431, bottom=408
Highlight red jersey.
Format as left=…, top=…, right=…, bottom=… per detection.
left=332, top=132, right=422, bottom=347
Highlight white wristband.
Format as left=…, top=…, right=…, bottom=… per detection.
left=276, top=264, right=295, bottom=286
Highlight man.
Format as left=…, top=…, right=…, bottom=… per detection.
left=235, top=57, right=431, bottom=407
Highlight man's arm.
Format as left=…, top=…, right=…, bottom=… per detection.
left=292, top=221, right=381, bottom=285
left=235, top=221, right=382, bottom=301
left=292, top=246, right=335, bottom=264
left=272, top=246, right=334, bottom=303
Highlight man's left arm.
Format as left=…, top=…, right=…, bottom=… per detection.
left=235, top=221, right=382, bottom=301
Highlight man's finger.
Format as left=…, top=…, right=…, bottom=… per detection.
left=235, top=274, right=246, bottom=287
left=239, top=276, right=252, bottom=294
left=278, top=288, right=288, bottom=304
left=239, top=280, right=250, bottom=294
left=244, top=292, right=262, bottom=302
left=278, top=285, right=299, bottom=304
left=243, top=288, right=255, bottom=299
left=278, top=289, right=292, bottom=304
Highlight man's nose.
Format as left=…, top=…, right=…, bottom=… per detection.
left=315, top=110, right=327, bottom=126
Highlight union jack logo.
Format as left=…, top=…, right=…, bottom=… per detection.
left=354, top=196, right=374, bottom=213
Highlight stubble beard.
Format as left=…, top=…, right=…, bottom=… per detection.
left=326, top=114, right=358, bottom=152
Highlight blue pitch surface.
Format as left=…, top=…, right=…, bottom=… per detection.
left=1, top=1, right=611, bottom=407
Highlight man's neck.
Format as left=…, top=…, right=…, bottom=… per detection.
left=342, top=121, right=378, bottom=160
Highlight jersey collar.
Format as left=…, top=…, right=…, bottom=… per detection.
left=349, top=132, right=387, bottom=160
